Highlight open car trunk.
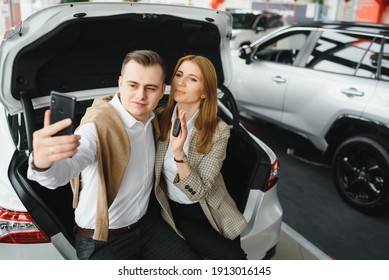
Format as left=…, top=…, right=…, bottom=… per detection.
left=3, top=3, right=275, bottom=259
left=11, top=13, right=225, bottom=101
left=1, top=3, right=232, bottom=114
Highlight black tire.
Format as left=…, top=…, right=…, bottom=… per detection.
left=333, top=136, right=389, bottom=213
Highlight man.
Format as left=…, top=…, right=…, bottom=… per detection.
left=28, top=50, right=199, bottom=260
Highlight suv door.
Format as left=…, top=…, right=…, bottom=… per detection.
left=230, top=29, right=312, bottom=124
left=362, top=37, right=389, bottom=125
left=283, top=30, right=380, bottom=151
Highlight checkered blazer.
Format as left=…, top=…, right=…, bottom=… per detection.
left=154, top=120, right=248, bottom=240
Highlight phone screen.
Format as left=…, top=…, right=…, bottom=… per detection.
left=50, top=91, right=77, bottom=136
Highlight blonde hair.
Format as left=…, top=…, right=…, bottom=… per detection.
left=159, top=55, right=219, bottom=154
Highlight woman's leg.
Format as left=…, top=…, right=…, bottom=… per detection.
left=170, top=201, right=247, bottom=260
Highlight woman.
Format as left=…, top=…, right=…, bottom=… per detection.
left=154, top=55, right=247, bottom=259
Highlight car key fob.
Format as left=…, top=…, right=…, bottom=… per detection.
left=172, top=117, right=181, bottom=137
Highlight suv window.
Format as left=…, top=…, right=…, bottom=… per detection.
left=268, top=16, right=284, bottom=28
left=380, top=39, right=389, bottom=81
left=232, top=13, right=257, bottom=29
left=306, top=31, right=380, bottom=79
left=256, top=16, right=267, bottom=29
left=253, top=31, right=310, bottom=65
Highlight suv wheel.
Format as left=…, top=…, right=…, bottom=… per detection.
left=333, top=136, right=389, bottom=213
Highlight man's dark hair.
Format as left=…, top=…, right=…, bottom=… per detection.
left=121, top=50, right=167, bottom=82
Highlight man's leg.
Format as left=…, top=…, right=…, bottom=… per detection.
left=139, top=203, right=200, bottom=260
left=75, top=229, right=142, bottom=260
left=75, top=235, right=97, bottom=260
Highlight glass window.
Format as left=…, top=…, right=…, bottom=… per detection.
left=306, top=31, right=379, bottom=79
left=380, top=39, right=389, bottom=81
left=268, top=17, right=284, bottom=28
left=256, top=16, right=267, bottom=29
left=232, top=13, right=257, bottom=29
left=253, top=31, right=310, bottom=65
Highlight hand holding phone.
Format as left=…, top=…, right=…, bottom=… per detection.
left=50, top=91, right=77, bottom=136
left=172, top=117, right=181, bottom=137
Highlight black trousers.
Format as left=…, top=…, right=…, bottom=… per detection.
left=170, top=199, right=247, bottom=260
left=75, top=197, right=200, bottom=260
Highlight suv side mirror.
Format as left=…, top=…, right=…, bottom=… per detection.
left=239, top=45, right=252, bottom=65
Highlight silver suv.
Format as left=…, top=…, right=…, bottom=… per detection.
left=230, top=22, right=389, bottom=213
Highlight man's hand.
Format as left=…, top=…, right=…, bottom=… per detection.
left=32, top=110, right=80, bottom=170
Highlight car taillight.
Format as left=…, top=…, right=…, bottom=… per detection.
left=0, top=207, right=49, bottom=243
left=264, top=158, right=280, bottom=192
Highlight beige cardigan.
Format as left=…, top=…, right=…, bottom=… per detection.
left=70, top=94, right=159, bottom=241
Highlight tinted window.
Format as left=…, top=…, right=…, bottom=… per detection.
left=380, top=39, right=389, bottom=81
left=232, top=13, right=257, bottom=29
left=306, top=31, right=380, bottom=79
left=268, top=17, right=284, bottom=28
left=256, top=16, right=267, bottom=29
left=253, top=30, right=310, bottom=65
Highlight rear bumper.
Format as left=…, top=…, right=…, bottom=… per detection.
left=241, top=187, right=283, bottom=260
left=0, top=243, right=65, bottom=260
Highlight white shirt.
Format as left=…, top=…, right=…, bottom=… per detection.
left=27, top=93, right=155, bottom=229
left=162, top=105, right=199, bottom=204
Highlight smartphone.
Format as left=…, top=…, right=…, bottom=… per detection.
left=172, top=117, right=181, bottom=137
left=50, top=91, right=77, bottom=136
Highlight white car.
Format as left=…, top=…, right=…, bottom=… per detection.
left=229, top=11, right=286, bottom=50
left=0, top=2, right=282, bottom=259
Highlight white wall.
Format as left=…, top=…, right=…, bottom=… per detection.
left=139, top=0, right=247, bottom=9
left=0, top=2, right=11, bottom=38
left=323, top=0, right=340, bottom=21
